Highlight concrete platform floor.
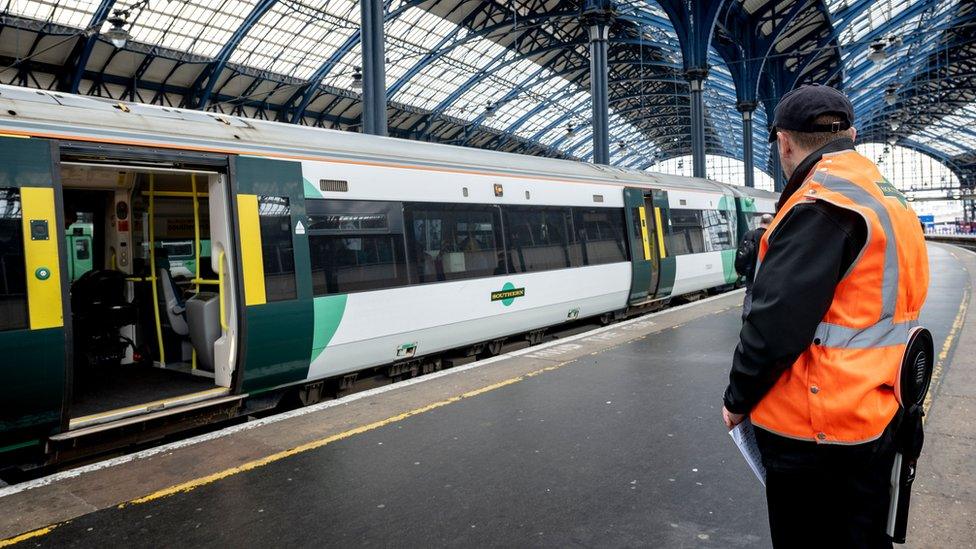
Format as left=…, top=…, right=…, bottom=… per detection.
left=0, top=243, right=972, bottom=548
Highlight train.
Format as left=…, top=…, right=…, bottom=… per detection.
left=0, top=84, right=776, bottom=468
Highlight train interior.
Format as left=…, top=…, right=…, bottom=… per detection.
left=59, top=162, right=237, bottom=429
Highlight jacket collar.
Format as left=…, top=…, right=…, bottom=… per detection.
left=777, top=138, right=856, bottom=210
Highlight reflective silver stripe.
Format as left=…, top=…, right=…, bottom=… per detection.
left=810, top=171, right=908, bottom=349
left=812, top=171, right=900, bottom=319
left=815, top=319, right=918, bottom=349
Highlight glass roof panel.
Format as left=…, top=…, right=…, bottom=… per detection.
left=843, top=1, right=958, bottom=112
left=907, top=103, right=976, bottom=156
left=231, top=0, right=360, bottom=81
left=124, top=0, right=253, bottom=59
left=2, top=0, right=99, bottom=28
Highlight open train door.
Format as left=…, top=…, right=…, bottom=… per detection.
left=623, top=188, right=659, bottom=305
left=0, top=136, right=69, bottom=460
left=232, top=156, right=314, bottom=394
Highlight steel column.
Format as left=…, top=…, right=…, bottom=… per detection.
left=360, top=0, right=387, bottom=136
left=738, top=102, right=755, bottom=188
left=687, top=72, right=707, bottom=178
left=588, top=21, right=610, bottom=165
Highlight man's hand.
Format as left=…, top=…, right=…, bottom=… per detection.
left=722, top=406, right=745, bottom=430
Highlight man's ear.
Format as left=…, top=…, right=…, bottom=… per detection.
left=776, top=130, right=791, bottom=156
left=850, top=126, right=858, bottom=142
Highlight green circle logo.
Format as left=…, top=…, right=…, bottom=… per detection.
left=501, top=282, right=516, bottom=306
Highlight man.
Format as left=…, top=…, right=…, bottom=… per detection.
left=721, top=84, right=929, bottom=547
left=734, top=213, right=773, bottom=320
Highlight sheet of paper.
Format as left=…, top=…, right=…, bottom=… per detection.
left=729, top=418, right=766, bottom=487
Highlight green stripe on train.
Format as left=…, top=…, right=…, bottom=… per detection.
left=311, top=294, right=348, bottom=362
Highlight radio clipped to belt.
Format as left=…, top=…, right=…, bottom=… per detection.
left=887, top=326, right=934, bottom=544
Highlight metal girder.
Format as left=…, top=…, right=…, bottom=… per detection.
left=657, top=0, right=726, bottom=177
left=385, top=8, right=579, bottom=100
left=189, top=0, right=277, bottom=110
left=407, top=37, right=681, bottom=137
left=60, top=0, right=117, bottom=93
left=405, top=39, right=585, bottom=135
left=824, top=0, right=938, bottom=85
left=282, top=0, right=415, bottom=123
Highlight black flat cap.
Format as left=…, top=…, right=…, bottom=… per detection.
left=768, top=84, right=854, bottom=142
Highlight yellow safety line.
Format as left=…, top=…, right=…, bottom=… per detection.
left=117, top=360, right=572, bottom=507
left=0, top=525, right=58, bottom=548
left=923, top=284, right=969, bottom=419
left=148, top=173, right=165, bottom=365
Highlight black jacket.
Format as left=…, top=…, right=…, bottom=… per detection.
left=735, top=227, right=766, bottom=285
left=724, top=138, right=867, bottom=415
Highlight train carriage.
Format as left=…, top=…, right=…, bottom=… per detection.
left=0, top=85, right=775, bottom=468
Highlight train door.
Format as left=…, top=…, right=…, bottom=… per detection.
left=54, top=147, right=242, bottom=431
left=0, top=136, right=68, bottom=458
left=232, top=156, right=313, bottom=393
left=650, top=189, right=676, bottom=298
left=623, top=187, right=660, bottom=305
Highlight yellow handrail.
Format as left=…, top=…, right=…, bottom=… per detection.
left=190, top=278, right=219, bottom=285
left=148, top=173, right=166, bottom=365
left=218, top=250, right=228, bottom=331
left=191, top=173, right=200, bottom=370
left=140, top=190, right=209, bottom=198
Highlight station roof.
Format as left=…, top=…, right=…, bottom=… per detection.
left=0, top=0, right=973, bottom=181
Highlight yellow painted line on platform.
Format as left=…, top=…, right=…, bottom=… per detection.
left=924, top=284, right=969, bottom=419
left=0, top=525, right=58, bottom=547
left=124, top=361, right=569, bottom=506
left=0, top=361, right=569, bottom=545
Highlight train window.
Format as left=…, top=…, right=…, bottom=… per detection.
left=309, top=234, right=407, bottom=295
left=0, top=188, right=28, bottom=331
left=572, top=208, right=628, bottom=265
left=668, top=209, right=706, bottom=255
left=257, top=195, right=297, bottom=302
left=404, top=203, right=504, bottom=282
left=703, top=209, right=735, bottom=251
left=504, top=206, right=574, bottom=273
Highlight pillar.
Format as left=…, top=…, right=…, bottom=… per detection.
left=588, top=20, right=610, bottom=165
left=686, top=69, right=707, bottom=178
left=737, top=102, right=756, bottom=188
left=360, top=0, right=387, bottom=136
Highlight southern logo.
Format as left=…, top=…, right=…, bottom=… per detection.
left=491, top=282, right=525, bottom=306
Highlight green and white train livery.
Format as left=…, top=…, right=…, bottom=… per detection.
left=0, top=84, right=775, bottom=467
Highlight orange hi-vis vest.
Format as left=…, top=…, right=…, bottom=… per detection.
left=751, top=149, right=929, bottom=444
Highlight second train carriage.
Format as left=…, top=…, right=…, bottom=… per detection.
left=0, top=85, right=776, bottom=467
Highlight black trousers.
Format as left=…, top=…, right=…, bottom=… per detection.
left=763, top=441, right=897, bottom=549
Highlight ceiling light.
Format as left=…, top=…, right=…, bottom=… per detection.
left=484, top=102, right=496, bottom=119
left=351, top=67, right=363, bottom=90
left=868, top=40, right=887, bottom=63
left=887, top=135, right=897, bottom=145
left=885, top=86, right=898, bottom=106
left=566, top=123, right=576, bottom=137
left=889, top=121, right=900, bottom=131
left=104, top=12, right=130, bottom=49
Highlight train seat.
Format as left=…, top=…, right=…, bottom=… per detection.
left=70, top=269, right=137, bottom=369
left=154, top=248, right=189, bottom=337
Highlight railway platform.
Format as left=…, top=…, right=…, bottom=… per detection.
left=1, top=243, right=973, bottom=548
